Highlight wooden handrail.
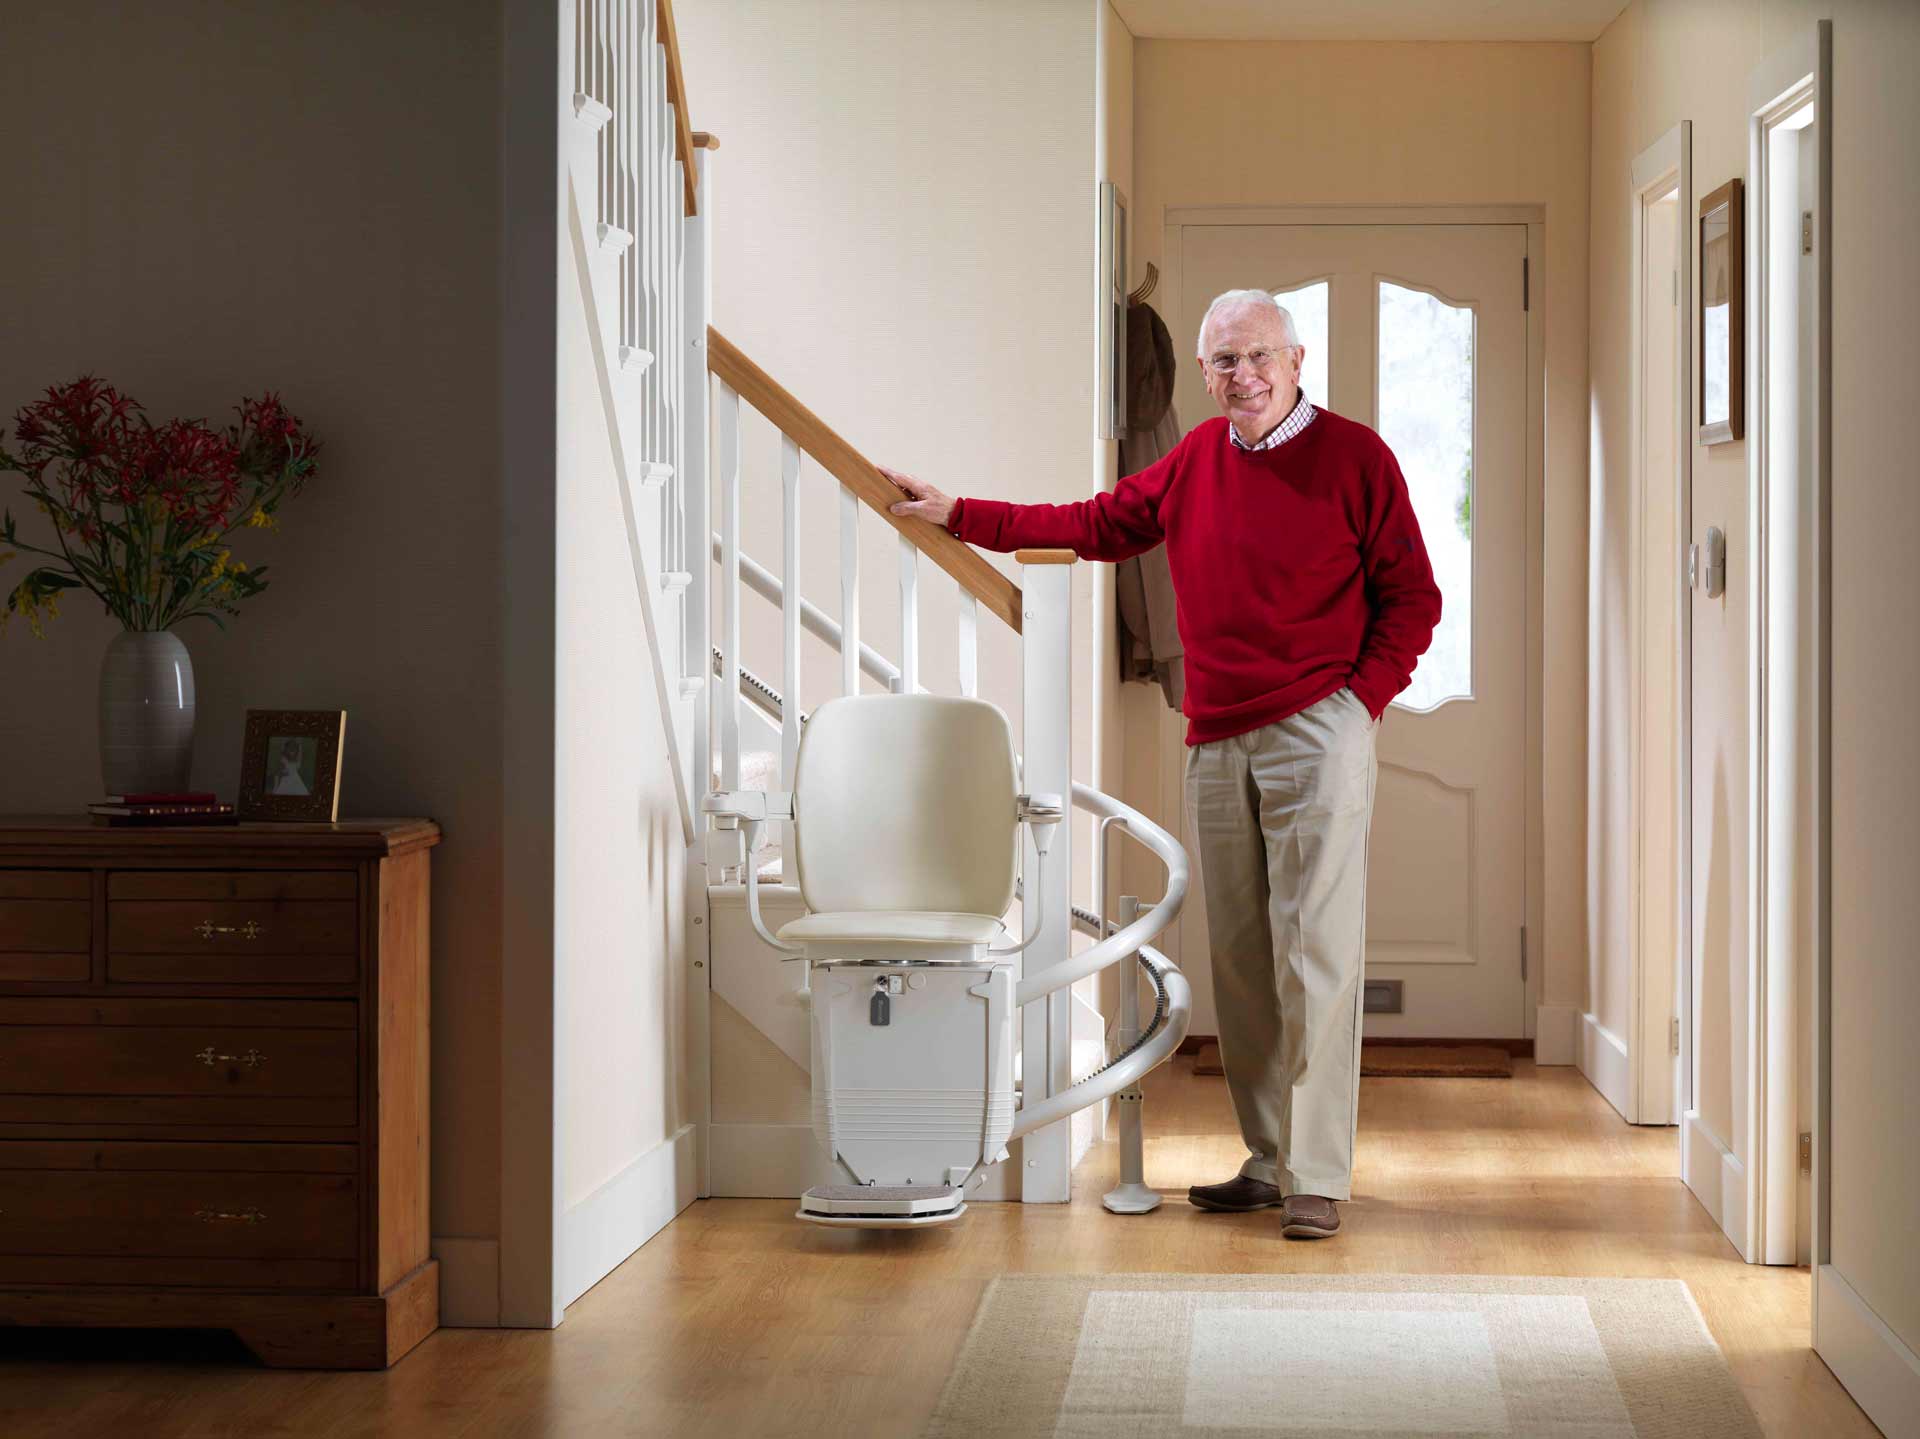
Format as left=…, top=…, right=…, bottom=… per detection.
left=706, top=327, right=1025, bottom=634
left=657, top=0, right=699, bottom=216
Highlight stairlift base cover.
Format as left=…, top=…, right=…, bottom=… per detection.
left=810, top=961, right=1015, bottom=1189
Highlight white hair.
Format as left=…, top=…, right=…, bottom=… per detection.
left=1196, top=288, right=1301, bottom=357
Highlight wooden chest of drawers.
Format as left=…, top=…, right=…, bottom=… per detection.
left=0, top=818, right=440, bottom=1368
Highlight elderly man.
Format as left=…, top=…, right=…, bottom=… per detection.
left=881, top=289, right=1441, bottom=1238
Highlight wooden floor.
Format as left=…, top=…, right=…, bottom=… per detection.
left=0, top=1061, right=1875, bottom=1437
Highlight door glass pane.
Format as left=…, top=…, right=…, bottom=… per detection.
left=1271, top=281, right=1328, bottom=401
left=1378, top=280, right=1473, bottom=709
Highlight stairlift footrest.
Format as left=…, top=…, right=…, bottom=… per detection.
left=798, top=1183, right=966, bottom=1226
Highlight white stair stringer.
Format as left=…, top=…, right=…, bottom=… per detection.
left=564, top=96, right=695, bottom=843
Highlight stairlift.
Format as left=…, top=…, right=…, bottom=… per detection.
left=703, top=693, right=1190, bottom=1228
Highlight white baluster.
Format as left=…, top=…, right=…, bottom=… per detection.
left=669, top=176, right=684, bottom=575
left=681, top=145, right=711, bottom=693
left=624, top=0, right=636, bottom=365
left=958, top=592, right=978, bottom=697
left=717, top=382, right=742, bottom=791
left=656, top=42, right=671, bottom=473
left=781, top=436, right=802, bottom=876
left=638, top=2, right=654, bottom=459
left=897, top=533, right=919, bottom=694
left=1019, top=558, right=1075, bottom=1203
left=839, top=485, right=860, bottom=696
left=599, top=0, right=611, bottom=245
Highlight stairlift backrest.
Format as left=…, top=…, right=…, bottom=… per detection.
left=792, top=695, right=1018, bottom=920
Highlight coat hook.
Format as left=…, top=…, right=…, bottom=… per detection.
left=1127, top=261, right=1159, bottom=306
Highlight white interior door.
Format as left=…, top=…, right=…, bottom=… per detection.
left=1173, top=222, right=1530, bottom=1040
left=1682, top=232, right=1755, bottom=1260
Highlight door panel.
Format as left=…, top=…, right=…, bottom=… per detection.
left=1175, top=223, right=1530, bottom=1039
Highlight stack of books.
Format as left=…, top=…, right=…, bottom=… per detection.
left=88, top=792, right=238, bottom=826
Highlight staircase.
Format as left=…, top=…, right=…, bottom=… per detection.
left=562, top=0, right=1186, bottom=1212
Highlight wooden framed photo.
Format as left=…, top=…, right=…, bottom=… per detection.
left=1698, top=177, right=1744, bottom=445
left=237, top=709, right=346, bottom=821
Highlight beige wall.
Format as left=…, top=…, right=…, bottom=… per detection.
left=1128, top=40, right=1592, bottom=1036
left=554, top=224, right=690, bottom=1214
left=677, top=0, right=1102, bottom=897
left=0, top=1, right=533, bottom=1299
left=1589, top=0, right=1920, bottom=1369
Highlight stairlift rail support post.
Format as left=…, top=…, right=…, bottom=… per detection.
left=1103, top=893, right=1161, bottom=1214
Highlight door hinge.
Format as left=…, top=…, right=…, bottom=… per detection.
left=1519, top=925, right=1528, bottom=981
left=1799, top=1131, right=1813, bottom=1170
left=1801, top=211, right=1814, bottom=255
left=1522, top=256, right=1530, bottom=312
left=1671, top=1016, right=1681, bottom=1055
left=1672, top=269, right=1679, bottom=306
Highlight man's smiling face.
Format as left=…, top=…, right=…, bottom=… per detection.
left=1197, top=301, right=1305, bottom=446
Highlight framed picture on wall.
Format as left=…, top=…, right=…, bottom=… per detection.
left=237, top=708, right=347, bottom=821
left=1698, top=177, right=1744, bottom=444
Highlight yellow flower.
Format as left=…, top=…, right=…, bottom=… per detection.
left=246, top=507, right=276, bottom=529
left=210, top=548, right=231, bottom=579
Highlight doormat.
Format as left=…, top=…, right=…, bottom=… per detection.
left=924, top=1273, right=1762, bottom=1438
left=1192, top=1040, right=1514, bottom=1078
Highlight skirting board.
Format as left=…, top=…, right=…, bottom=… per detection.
left=1535, top=1004, right=1578, bottom=1065
left=431, top=1236, right=501, bottom=1328
left=1817, top=1263, right=1920, bottom=1437
left=1682, top=1110, right=1752, bottom=1261
left=558, top=1123, right=699, bottom=1311
left=1579, top=1011, right=1631, bottom=1120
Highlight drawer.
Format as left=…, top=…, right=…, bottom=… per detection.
left=0, top=870, right=91, bottom=982
left=109, top=871, right=357, bottom=985
left=0, top=1141, right=358, bottom=1287
left=0, top=997, right=357, bottom=1128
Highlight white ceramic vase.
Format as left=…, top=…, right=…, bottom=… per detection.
left=98, top=629, right=196, bottom=796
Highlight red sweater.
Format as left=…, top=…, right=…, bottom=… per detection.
left=948, top=411, right=1442, bottom=745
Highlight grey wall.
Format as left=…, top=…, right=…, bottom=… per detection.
left=0, top=0, right=537, bottom=1287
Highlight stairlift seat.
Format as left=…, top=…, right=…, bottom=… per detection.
left=776, top=910, right=1006, bottom=946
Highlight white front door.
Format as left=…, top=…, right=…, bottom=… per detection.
left=1173, top=221, right=1531, bottom=1039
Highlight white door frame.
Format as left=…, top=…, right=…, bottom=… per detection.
left=1162, top=205, right=1548, bottom=1040
left=1747, top=33, right=1821, bottom=1273
left=1619, top=124, right=1691, bottom=1129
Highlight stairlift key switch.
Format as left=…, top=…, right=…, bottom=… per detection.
left=869, top=990, right=891, bottom=1026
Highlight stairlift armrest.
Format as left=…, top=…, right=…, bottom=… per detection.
left=702, top=789, right=793, bottom=823
left=988, top=802, right=1059, bottom=957
left=701, top=791, right=803, bottom=955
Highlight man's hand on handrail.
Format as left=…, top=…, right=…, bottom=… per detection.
left=879, top=466, right=956, bottom=529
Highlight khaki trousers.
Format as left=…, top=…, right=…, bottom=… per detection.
left=1183, top=687, right=1378, bottom=1201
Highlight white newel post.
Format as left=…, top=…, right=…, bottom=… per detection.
left=682, top=139, right=714, bottom=1197
left=1019, top=557, right=1075, bottom=1202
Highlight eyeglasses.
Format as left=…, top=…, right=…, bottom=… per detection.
left=1205, top=346, right=1297, bottom=374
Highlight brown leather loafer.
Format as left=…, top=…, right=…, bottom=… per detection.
left=1187, top=1175, right=1284, bottom=1212
left=1281, top=1193, right=1341, bottom=1238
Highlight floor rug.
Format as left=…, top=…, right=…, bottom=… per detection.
left=1360, top=1044, right=1514, bottom=1078
left=1193, top=1041, right=1515, bottom=1078
left=924, top=1273, right=1762, bottom=1438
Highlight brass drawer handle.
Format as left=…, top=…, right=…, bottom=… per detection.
left=196, top=1046, right=265, bottom=1069
left=195, top=1207, right=267, bottom=1225
left=195, top=919, right=264, bottom=941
